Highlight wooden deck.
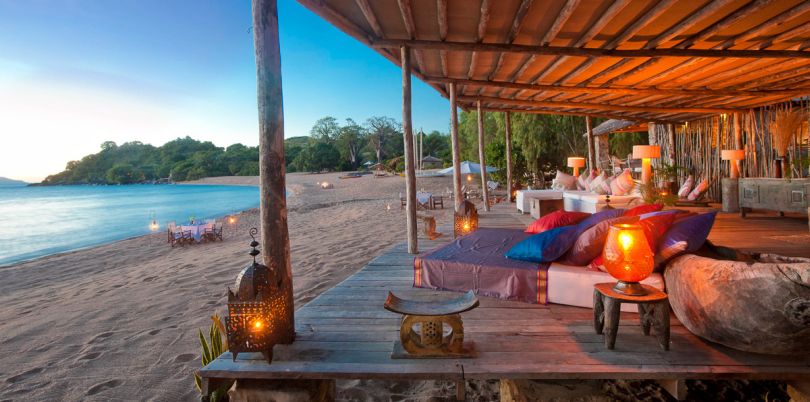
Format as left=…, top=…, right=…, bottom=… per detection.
left=199, top=203, right=810, bottom=392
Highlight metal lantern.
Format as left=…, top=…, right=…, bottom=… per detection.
left=454, top=200, right=478, bottom=238
left=225, top=228, right=287, bottom=363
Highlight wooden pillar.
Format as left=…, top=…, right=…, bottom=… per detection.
left=586, top=116, right=596, bottom=172
left=505, top=111, right=514, bottom=202
left=734, top=112, right=743, bottom=178
left=401, top=46, right=418, bottom=254
left=476, top=100, right=490, bottom=212
left=253, top=0, right=294, bottom=342
left=449, top=83, right=463, bottom=212
left=666, top=123, right=676, bottom=165
left=595, top=135, right=610, bottom=173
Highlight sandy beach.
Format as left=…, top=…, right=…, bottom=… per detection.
left=0, top=172, right=461, bottom=401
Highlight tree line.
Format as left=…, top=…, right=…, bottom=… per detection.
left=41, top=112, right=642, bottom=185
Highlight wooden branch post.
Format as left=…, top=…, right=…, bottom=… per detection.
left=505, top=111, right=513, bottom=202
left=477, top=100, right=490, bottom=212
left=402, top=46, right=418, bottom=254
left=449, top=83, right=463, bottom=212
left=586, top=116, right=596, bottom=172
left=734, top=112, right=743, bottom=177
left=253, top=0, right=294, bottom=344
left=666, top=123, right=676, bottom=164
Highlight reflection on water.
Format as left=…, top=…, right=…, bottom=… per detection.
left=0, top=184, right=260, bottom=265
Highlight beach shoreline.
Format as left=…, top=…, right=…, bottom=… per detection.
left=0, top=172, right=460, bottom=400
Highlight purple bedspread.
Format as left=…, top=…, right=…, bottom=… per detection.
left=414, top=228, right=549, bottom=304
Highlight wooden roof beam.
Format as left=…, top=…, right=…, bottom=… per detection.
left=371, top=39, right=810, bottom=59
left=437, top=0, right=448, bottom=77
left=471, top=105, right=676, bottom=123
left=467, top=0, right=492, bottom=80
left=720, top=2, right=810, bottom=49
left=486, top=0, right=534, bottom=81
left=459, top=95, right=743, bottom=114
left=427, top=77, right=807, bottom=98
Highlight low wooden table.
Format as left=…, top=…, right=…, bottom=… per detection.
left=593, top=283, right=670, bottom=351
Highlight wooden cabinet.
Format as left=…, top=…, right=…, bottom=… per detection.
left=739, top=178, right=809, bottom=217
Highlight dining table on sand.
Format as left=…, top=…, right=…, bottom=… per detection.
left=416, top=191, right=433, bottom=209
left=181, top=223, right=213, bottom=242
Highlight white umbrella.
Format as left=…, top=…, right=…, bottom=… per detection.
left=437, top=161, right=498, bottom=176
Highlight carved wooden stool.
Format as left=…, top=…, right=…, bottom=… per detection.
left=593, top=283, right=670, bottom=351
left=384, top=290, right=478, bottom=358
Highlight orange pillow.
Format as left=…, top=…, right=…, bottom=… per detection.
left=525, top=211, right=590, bottom=234
left=624, top=204, right=663, bottom=217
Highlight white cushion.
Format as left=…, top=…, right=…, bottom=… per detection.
left=547, top=263, right=665, bottom=313
left=552, top=170, right=577, bottom=191
left=589, top=172, right=611, bottom=195
left=610, top=169, right=635, bottom=196
left=687, top=178, right=709, bottom=201
left=678, top=175, right=694, bottom=198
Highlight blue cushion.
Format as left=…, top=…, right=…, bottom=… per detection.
left=658, top=211, right=717, bottom=259
left=505, top=225, right=580, bottom=263
left=576, top=208, right=625, bottom=231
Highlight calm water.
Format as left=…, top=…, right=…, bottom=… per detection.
left=0, top=184, right=260, bottom=266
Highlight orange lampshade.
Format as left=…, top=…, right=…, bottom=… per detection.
left=632, top=145, right=661, bottom=159
left=567, top=157, right=585, bottom=168
left=720, top=149, right=745, bottom=161
left=602, top=223, right=654, bottom=295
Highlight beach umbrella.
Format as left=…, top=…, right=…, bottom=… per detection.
left=437, top=161, right=498, bottom=176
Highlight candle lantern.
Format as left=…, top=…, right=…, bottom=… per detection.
left=225, top=228, right=287, bottom=363
left=602, top=223, right=654, bottom=296
left=454, top=200, right=478, bottom=238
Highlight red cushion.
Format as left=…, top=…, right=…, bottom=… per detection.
left=624, top=203, right=663, bottom=217
left=525, top=211, right=590, bottom=234
left=638, top=213, right=677, bottom=250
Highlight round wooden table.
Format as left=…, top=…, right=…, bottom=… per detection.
left=593, top=283, right=670, bottom=351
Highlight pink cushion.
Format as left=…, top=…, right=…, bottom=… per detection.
left=525, top=210, right=590, bottom=234
left=678, top=175, right=694, bottom=198
left=561, top=215, right=638, bottom=266
left=609, top=169, right=635, bottom=196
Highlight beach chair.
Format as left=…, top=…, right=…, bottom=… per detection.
left=202, top=222, right=215, bottom=242
left=167, top=221, right=185, bottom=247
left=212, top=223, right=224, bottom=241
left=433, top=195, right=444, bottom=209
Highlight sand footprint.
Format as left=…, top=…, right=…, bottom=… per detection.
left=78, top=351, right=102, bottom=361
left=89, top=331, right=114, bottom=344
left=6, top=367, right=44, bottom=384
left=173, top=353, right=195, bottom=363
left=86, top=379, right=122, bottom=396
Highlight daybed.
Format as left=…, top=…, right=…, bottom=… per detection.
left=562, top=191, right=642, bottom=213
left=414, top=228, right=663, bottom=313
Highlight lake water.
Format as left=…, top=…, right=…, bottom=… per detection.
left=0, top=184, right=260, bottom=266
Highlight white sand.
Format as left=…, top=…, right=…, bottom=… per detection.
left=0, top=172, right=463, bottom=401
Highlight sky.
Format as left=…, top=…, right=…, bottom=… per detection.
left=0, top=0, right=450, bottom=182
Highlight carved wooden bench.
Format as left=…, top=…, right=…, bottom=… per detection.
left=384, top=290, right=479, bottom=358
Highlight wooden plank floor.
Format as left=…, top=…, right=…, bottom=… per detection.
left=200, top=203, right=810, bottom=386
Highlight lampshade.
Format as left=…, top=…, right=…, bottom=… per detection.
left=567, top=157, right=586, bottom=168
left=632, top=145, right=660, bottom=159
left=602, top=223, right=654, bottom=296
left=721, top=149, right=745, bottom=161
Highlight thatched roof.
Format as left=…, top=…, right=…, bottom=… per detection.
left=298, top=0, right=810, bottom=122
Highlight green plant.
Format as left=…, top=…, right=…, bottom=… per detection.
left=639, top=180, right=678, bottom=206
left=655, top=162, right=685, bottom=182
left=195, top=314, right=231, bottom=402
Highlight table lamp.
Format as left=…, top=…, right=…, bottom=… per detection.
left=721, top=149, right=745, bottom=179
left=632, top=145, right=660, bottom=185
left=567, top=157, right=586, bottom=177
left=602, top=223, right=654, bottom=296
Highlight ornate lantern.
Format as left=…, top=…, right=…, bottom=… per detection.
left=225, top=228, right=287, bottom=363
left=454, top=200, right=478, bottom=238
left=602, top=223, right=654, bottom=296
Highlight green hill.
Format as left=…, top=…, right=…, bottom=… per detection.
left=0, top=177, right=27, bottom=186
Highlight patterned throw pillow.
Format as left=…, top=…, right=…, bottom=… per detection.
left=577, top=170, right=596, bottom=191
left=551, top=170, right=577, bottom=190
left=658, top=212, right=717, bottom=259
left=609, top=169, right=635, bottom=196
left=687, top=178, right=710, bottom=201
left=678, top=175, right=694, bottom=198
left=589, top=172, right=611, bottom=195
left=525, top=210, right=590, bottom=234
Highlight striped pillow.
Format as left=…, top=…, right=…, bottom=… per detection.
left=610, top=169, right=635, bottom=196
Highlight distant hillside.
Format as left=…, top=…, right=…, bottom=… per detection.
left=0, top=177, right=27, bottom=186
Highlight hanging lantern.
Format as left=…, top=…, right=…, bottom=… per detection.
left=602, top=223, right=654, bottom=296
left=149, top=219, right=159, bottom=232
left=225, top=228, right=288, bottom=363
left=454, top=200, right=478, bottom=238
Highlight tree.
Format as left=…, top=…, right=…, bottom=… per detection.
left=336, top=118, right=366, bottom=169
left=310, top=116, right=340, bottom=143
left=106, top=164, right=141, bottom=184
left=365, top=116, right=400, bottom=163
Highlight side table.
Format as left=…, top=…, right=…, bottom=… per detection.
left=593, top=283, right=670, bottom=351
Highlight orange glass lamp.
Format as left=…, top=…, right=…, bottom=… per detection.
left=567, top=157, right=586, bottom=177
left=602, top=223, right=654, bottom=296
left=632, top=145, right=660, bottom=185
left=721, top=149, right=745, bottom=179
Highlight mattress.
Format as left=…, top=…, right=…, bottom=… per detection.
left=414, top=228, right=549, bottom=304
left=548, top=262, right=665, bottom=313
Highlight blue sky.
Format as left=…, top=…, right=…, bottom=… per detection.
left=0, top=0, right=450, bottom=182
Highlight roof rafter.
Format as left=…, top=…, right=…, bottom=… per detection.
left=460, top=95, right=743, bottom=114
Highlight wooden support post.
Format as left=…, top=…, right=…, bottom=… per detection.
left=586, top=116, right=596, bottom=172
left=734, top=112, right=743, bottom=178
left=477, top=100, right=490, bottom=212
left=505, top=111, right=513, bottom=202
left=253, top=0, right=294, bottom=343
left=666, top=123, right=676, bottom=164
left=402, top=46, right=418, bottom=254
left=449, top=83, right=463, bottom=212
